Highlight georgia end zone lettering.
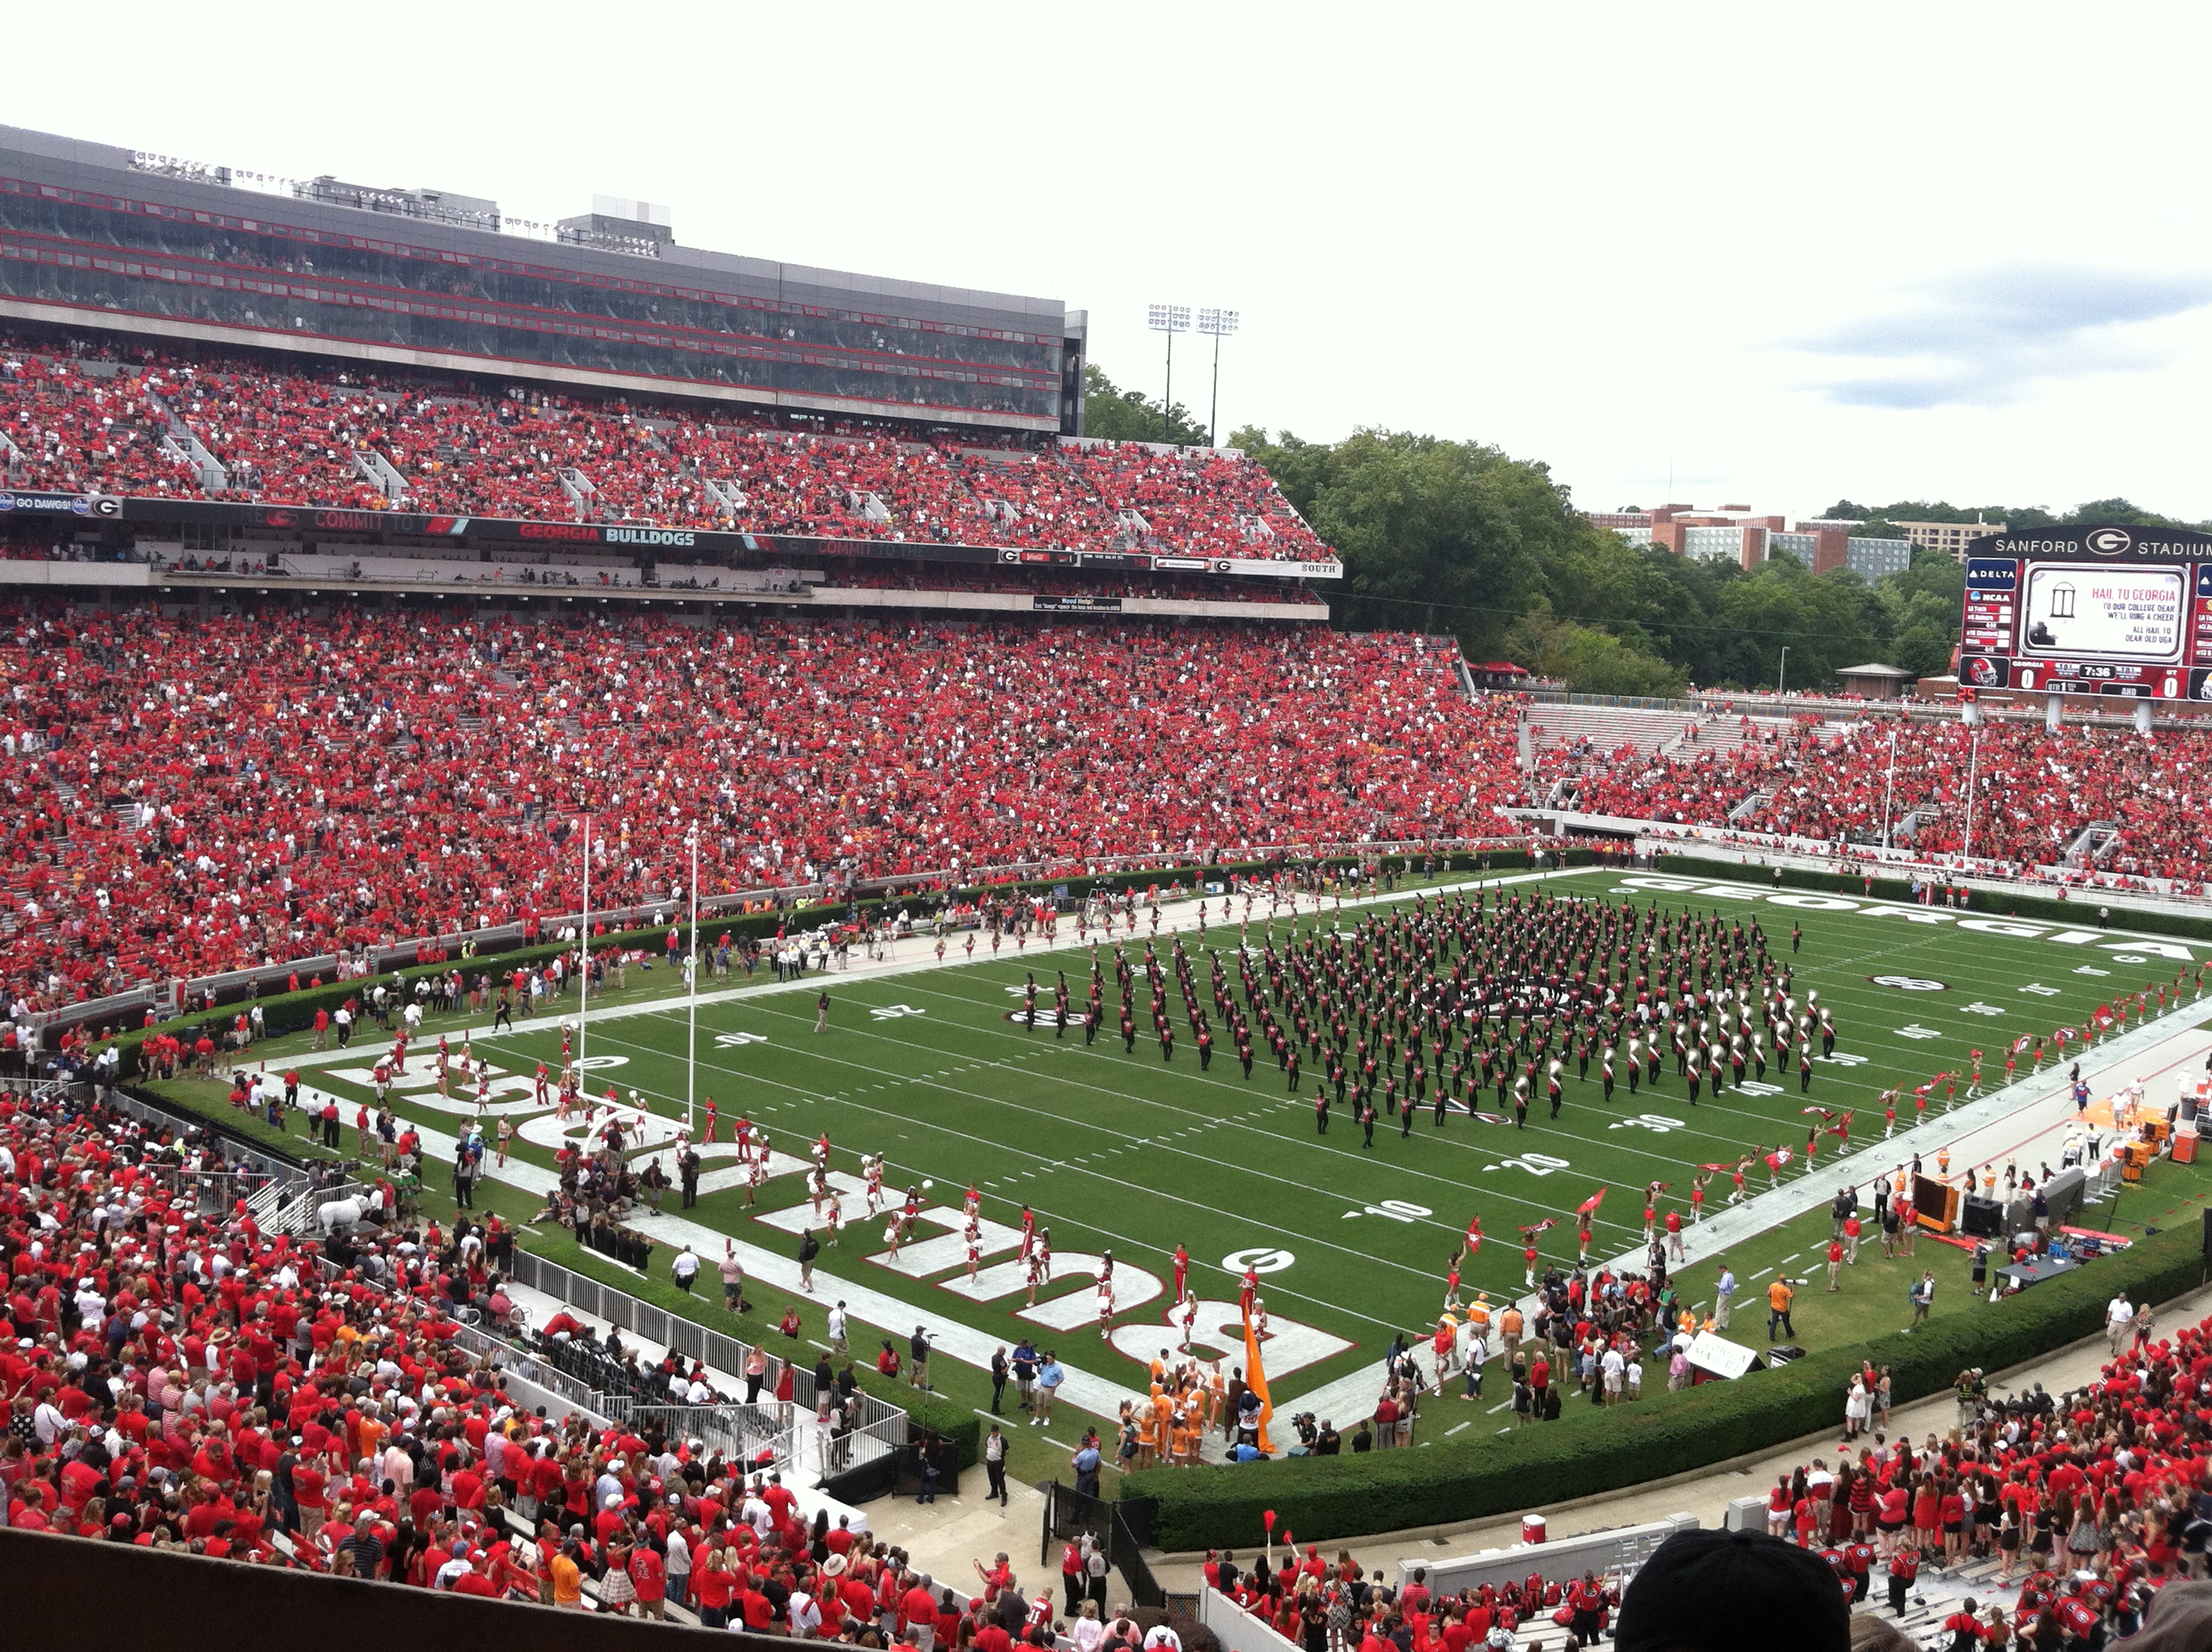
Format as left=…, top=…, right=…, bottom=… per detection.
left=1610, top=876, right=2198, bottom=961
left=747, top=1180, right=1354, bottom=1379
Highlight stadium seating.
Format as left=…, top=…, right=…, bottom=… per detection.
left=0, top=606, right=1519, bottom=1005
left=0, top=352, right=196, bottom=497
left=0, top=332, right=1335, bottom=563
left=1540, top=714, right=2212, bottom=887
left=0, top=1085, right=854, bottom=1620
left=1746, top=1306, right=2210, bottom=1641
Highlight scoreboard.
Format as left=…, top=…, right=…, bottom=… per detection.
left=1957, top=524, right=2212, bottom=701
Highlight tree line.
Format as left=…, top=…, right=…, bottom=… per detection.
left=1084, top=363, right=2192, bottom=695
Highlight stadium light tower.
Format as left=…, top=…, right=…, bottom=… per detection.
left=1147, top=303, right=1191, bottom=445
left=1196, top=308, right=1240, bottom=449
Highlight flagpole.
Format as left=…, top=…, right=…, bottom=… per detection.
left=578, top=814, right=591, bottom=1075
left=687, top=823, right=700, bottom=1140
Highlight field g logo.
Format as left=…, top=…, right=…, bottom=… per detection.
left=2084, top=527, right=2133, bottom=555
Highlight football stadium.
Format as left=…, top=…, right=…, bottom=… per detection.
left=9, top=64, right=2212, bottom=1652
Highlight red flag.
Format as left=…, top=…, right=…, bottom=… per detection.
left=1828, top=1111, right=1854, bottom=1140
left=2011, top=1032, right=2035, bottom=1054
left=1576, top=1188, right=1606, bottom=1219
left=1518, top=1219, right=1558, bottom=1236
left=1697, top=1160, right=1738, bottom=1172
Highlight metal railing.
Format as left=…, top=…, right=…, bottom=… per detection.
left=603, top=1400, right=797, bottom=1472
left=816, top=1387, right=906, bottom=1482
left=504, top=1249, right=803, bottom=1401
left=291, top=1241, right=614, bottom=1422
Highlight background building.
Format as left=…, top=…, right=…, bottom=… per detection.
left=1590, top=504, right=1909, bottom=579
left=1895, top=519, right=2005, bottom=561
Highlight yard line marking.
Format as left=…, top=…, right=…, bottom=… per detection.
left=1447, top=1421, right=1473, bottom=1435
left=1749, top=1266, right=1775, bottom=1281
left=1487, top=1399, right=1512, bottom=1414
left=1778, top=1252, right=1802, bottom=1265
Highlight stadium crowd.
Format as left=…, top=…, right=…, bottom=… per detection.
left=1553, top=715, right=2212, bottom=886
left=0, top=331, right=1333, bottom=562
left=0, top=605, right=1513, bottom=1003
left=0, top=1082, right=1086, bottom=1637
left=1202, top=1545, right=1626, bottom=1652
left=1743, top=1304, right=2212, bottom=1646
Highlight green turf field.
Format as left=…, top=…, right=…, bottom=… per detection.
left=154, top=866, right=2212, bottom=1433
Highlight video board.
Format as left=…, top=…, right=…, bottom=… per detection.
left=1958, top=524, right=2212, bottom=701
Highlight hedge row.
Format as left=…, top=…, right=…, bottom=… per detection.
left=900, top=1389, right=983, bottom=1471
left=1655, top=853, right=2212, bottom=945
left=108, top=847, right=1597, bottom=1077
left=1126, top=1222, right=2209, bottom=1551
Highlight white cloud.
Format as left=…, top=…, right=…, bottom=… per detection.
left=5, top=0, right=2212, bottom=518
left=1786, top=268, right=2212, bottom=409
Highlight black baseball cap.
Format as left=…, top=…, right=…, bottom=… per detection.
left=1616, top=1528, right=1848, bottom=1652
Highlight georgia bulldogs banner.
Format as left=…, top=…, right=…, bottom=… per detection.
left=9, top=490, right=1344, bottom=581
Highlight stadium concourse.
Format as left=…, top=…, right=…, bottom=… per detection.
left=0, top=329, right=1335, bottom=561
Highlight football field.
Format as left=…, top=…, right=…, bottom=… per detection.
left=278, top=864, right=2212, bottom=1418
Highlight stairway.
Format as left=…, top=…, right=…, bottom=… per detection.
left=144, top=389, right=230, bottom=493
left=1893, top=806, right=1936, bottom=845
left=1727, top=789, right=1773, bottom=824
left=351, top=445, right=410, bottom=503
left=2062, top=821, right=2120, bottom=868
left=556, top=466, right=601, bottom=517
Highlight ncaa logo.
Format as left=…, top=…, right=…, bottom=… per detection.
left=2084, top=527, right=2131, bottom=555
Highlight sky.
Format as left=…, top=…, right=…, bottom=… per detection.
left=12, top=1, right=2212, bottom=522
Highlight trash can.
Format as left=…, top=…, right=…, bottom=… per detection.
left=1522, top=1515, right=1547, bottom=1544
